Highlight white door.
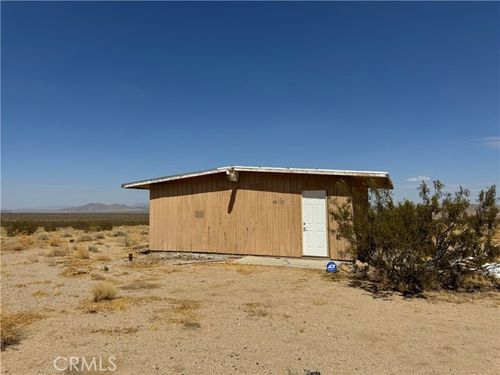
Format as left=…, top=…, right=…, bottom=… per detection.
left=301, top=190, right=328, bottom=257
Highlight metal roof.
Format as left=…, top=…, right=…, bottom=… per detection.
left=121, top=165, right=393, bottom=189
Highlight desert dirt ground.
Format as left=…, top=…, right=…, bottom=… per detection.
left=1, top=226, right=499, bottom=375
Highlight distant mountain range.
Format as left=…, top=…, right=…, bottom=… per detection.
left=3, top=203, right=148, bottom=213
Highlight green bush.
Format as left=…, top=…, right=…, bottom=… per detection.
left=332, top=181, right=498, bottom=293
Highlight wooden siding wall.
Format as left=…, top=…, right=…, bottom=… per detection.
left=149, top=172, right=367, bottom=260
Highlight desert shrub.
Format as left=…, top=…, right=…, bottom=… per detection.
left=1, top=237, right=23, bottom=252
left=2, top=221, right=39, bottom=236
left=49, top=235, right=62, bottom=247
left=77, top=234, right=93, bottom=242
left=156, top=298, right=201, bottom=328
left=32, top=290, right=50, bottom=297
left=88, top=244, right=99, bottom=252
left=92, top=282, right=117, bottom=302
left=46, top=246, right=70, bottom=257
left=122, top=235, right=138, bottom=248
left=242, top=302, right=269, bottom=318
left=1, top=315, right=23, bottom=349
left=0, top=213, right=148, bottom=235
left=333, top=181, right=498, bottom=293
left=95, top=232, right=106, bottom=239
left=113, top=230, right=127, bottom=237
left=0, top=310, right=42, bottom=350
left=74, top=246, right=90, bottom=259
left=36, top=232, right=50, bottom=241
left=81, top=296, right=160, bottom=313
left=18, top=236, right=35, bottom=250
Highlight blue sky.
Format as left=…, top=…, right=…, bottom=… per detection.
left=2, top=1, right=499, bottom=209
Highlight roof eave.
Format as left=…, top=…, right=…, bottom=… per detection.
left=121, top=168, right=225, bottom=189
left=121, top=166, right=394, bottom=190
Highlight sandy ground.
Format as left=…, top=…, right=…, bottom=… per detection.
left=1, top=226, right=499, bottom=375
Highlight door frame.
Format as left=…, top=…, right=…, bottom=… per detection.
left=301, top=190, right=329, bottom=257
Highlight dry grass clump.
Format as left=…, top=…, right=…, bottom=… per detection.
left=92, top=282, right=117, bottom=302
left=181, top=321, right=201, bottom=329
left=0, top=235, right=35, bottom=252
left=122, top=235, right=138, bottom=248
left=48, top=234, right=63, bottom=247
left=1, top=237, right=23, bottom=252
left=60, top=266, right=88, bottom=277
left=46, top=246, right=70, bottom=257
left=124, top=256, right=167, bottom=269
left=88, top=244, right=99, bottom=252
left=81, top=299, right=127, bottom=313
left=81, top=296, right=161, bottom=314
left=422, top=290, right=500, bottom=304
left=95, top=232, right=106, bottom=240
left=242, top=302, right=270, bottom=318
left=32, top=290, right=50, bottom=297
left=457, top=273, right=497, bottom=292
left=77, top=234, right=93, bottom=242
left=72, top=245, right=90, bottom=259
left=154, top=298, right=201, bottom=329
left=17, top=235, right=35, bottom=250
left=1, top=310, right=42, bottom=350
left=120, top=281, right=161, bottom=290
left=36, top=232, right=50, bottom=241
left=321, top=267, right=352, bottom=283
left=95, top=255, right=111, bottom=262
left=89, top=326, right=139, bottom=335
left=169, top=298, right=200, bottom=312
left=113, top=230, right=127, bottom=237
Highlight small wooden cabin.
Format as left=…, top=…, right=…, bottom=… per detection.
left=122, top=166, right=392, bottom=260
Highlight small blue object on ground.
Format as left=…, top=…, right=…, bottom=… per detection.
left=326, top=261, right=337, bottom=273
